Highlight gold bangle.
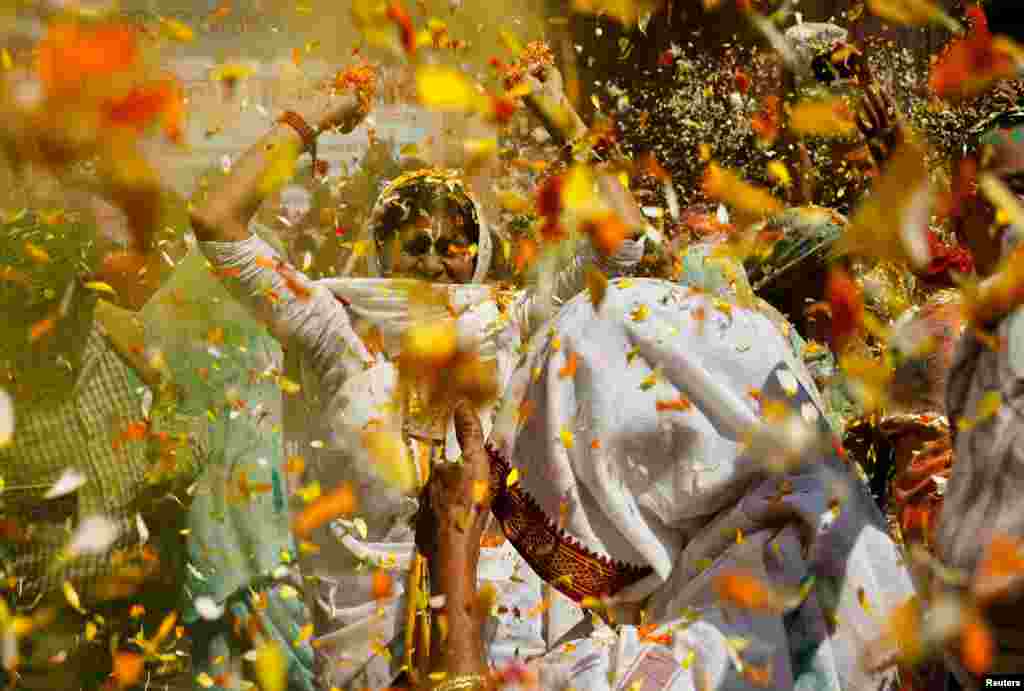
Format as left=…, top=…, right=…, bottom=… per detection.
left=432, top=674, right=486, bottom=691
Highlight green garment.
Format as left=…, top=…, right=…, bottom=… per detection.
left=142, top=250, right=314, bottom=691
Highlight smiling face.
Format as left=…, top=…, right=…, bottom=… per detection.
left=372, top=183, right=480, bottom=284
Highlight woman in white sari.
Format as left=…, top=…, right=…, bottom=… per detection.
left=418, top=275, right=916, bottom=691
left=191, top=79, right=647, bottom=687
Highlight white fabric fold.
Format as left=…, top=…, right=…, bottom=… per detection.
left=491, top=278, right=915, bottom=690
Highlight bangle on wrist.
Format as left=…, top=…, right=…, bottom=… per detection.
left=277, top=110, right=321, bottom=177
left=432, top=674, right=487, bottom=691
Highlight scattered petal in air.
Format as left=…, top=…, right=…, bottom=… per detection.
left=866, top=0, right=961, bottom=32
left=294, top=623, right=314, bottom=646
left=255, top=641, right=287, bottom=691
left=766, top=161, right=792, bottom=188
left=111, top=651, right=145, bottom=689
left=788, top=98, right=858, bottom=138
left=713, top=570, right=784, bottom=613
left=63, top=581, right=84, bottom=613
left=416, top=66, right=482, bottom=113
left=210, top=63, right=254, bottom=84
left=259, top=139, right=302, bottom=195
left=702, top=163, right=784, bottom=222
left=386, top=1, right=417, bottom=55
left=929, top=4, right=1019, bottom=101
left=45, top=468, right=87, bottom=499
left=558, top=351, right=578, bottom=379
left=67, top=515, right=121, bottom=557
left=831, top=140, right=932, bottom=271
left=582, top=213, right=628, bottom=256
left=960, top=613, right=993, bottom=676
left=292, top=483, right=357, bottom=539
left=825, top=268, right=864, bottom=352
left=83, top=281, right=117, bottom=296
left=159, top=17, right=195, bottom=43
left=585, top=267, right=608, bottom=310
left=570, top=0, right=660, bottom=26
left=972, top=534, right=1024, bottom=605
left=36, top=22, right=140, bottom=96
left=194, top=596, right=225, bottom=621
left=0, top=389, right=12, bottom=448
left=462, top=138, right=498, bottom=173
left=656, top=397, right=693, bottom=412
left=372, top=569, right=394, bottom=599
left=402, top=321, right=458, bottom=372
left=978, top=174, right=1024, bottom=235
left=361, top=422, right=415, bottom=492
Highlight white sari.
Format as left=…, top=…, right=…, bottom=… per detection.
left=488, top=277, right=915, bottom=691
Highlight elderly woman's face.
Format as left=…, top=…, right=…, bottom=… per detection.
left=378, top=207, right=476, bottom=283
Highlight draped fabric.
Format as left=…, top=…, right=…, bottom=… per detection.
left=200, top=155, right=653, bottom=686
left=937, top=306, right=1024, bottom=678
left=142, top=249, right=317, bottom=691
left=488, top=278, right=915, bottom=690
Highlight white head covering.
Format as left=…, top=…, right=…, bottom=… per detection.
left=319, top=168, right=499, bottom=359
left=360, top=168, right=493, bottom=283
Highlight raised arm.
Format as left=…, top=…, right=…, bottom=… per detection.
left=189, top=88, right=375, bottom=388
left=189, top=88, right=364, bottom=244
left=415, top=401, right=493, bottom=689
left=521, top=63, right=587, bottom=153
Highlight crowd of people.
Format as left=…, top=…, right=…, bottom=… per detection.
left=1, top=1, right=1024, bottom=690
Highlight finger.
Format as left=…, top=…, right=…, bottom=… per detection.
left=864, top=93, right=882, bottom=129
left=453, top=399, right=488, bottom=482
left=871, top=88, right=890, bottom=126
left=856, top=110, right=873, bottom=137
left=878, top=87, right=895, bottom=114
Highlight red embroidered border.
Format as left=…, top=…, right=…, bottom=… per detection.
left=487, top=445, right=652, bottom=603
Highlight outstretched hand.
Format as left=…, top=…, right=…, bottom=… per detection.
left=856, top=84, right=905, bottom=168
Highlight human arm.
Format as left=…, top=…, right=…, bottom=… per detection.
left=188, top=87, right=375, bottom=381
left=189, top=88, right=364, bottom=245
left=415, top=400, right=493, bottom=687
left=521, top=62, right=588, bottom=152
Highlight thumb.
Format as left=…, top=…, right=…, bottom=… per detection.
left=453, top=399, right=488, bottom=479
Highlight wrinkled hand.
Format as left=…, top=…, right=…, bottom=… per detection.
left=323, top=88, right=369, bottom=134
left=294, top=88, right=367, bottom=137
left=415, top=400, right=493, bottom=569
left=856, top=84, right=905, bottom=168
left=524, top=62, right=565, bottom=105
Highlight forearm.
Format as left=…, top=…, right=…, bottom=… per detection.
left=430, top=547, right=488, bottom=682
left=524, top=88, right=587, bottom=148
left=190, top=90, right=340, bottom=243
left=190, top=124, right=309, bottom=243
